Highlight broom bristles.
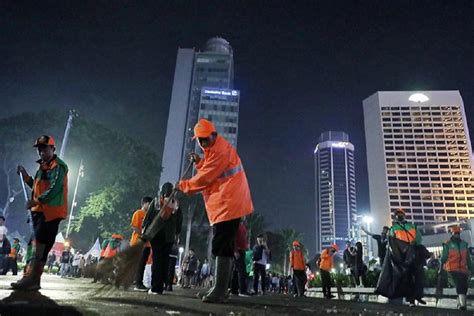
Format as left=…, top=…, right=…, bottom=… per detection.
left=93, top=240, right=146, bottom=289
left=113, top=241, right=146, bottom=289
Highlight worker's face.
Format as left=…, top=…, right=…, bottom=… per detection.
left=395, top=212, right=405, bottom=221
left=257, top=237, right=264, bottom=245
left=197, top=135, right=215, bottom=149
left=142, top=201, right=150, bottom=211
left=453, top=232, right=461, bottom=239
left=37, top=145, right=55, bottom=162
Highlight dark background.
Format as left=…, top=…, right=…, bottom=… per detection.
left=1, top=1, right=473, bottom=255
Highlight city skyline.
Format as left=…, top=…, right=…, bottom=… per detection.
left=161, top=37, right=239, bottom=185
left=1, top=2, right=473, bottom=255
left=364, top=91, right=474, bottom=231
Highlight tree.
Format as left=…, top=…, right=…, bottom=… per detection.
left=246, top=212, right=266, bottom=246
left=0, top=111, right=162, bottom=250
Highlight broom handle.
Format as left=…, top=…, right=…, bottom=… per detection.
left=141, top=160, right=195, bottom=241
left=157, top=160, right=195, bottom=217
left=19, top=173, right=35, bottom=240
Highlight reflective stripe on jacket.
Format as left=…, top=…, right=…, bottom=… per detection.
left=179, top=135, right=254, bottom=225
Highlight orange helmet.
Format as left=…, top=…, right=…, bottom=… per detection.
left=34, top=135, right=55, bottom=147
left=192, top=119, right=216, bottom=140
left=292, top=240, right=300, bottom=247
left=450, top=226, right=461, bottom=234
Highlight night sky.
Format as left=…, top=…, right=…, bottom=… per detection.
left=1, top=1, right=473, bottom=255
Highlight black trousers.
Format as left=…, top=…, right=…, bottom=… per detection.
left=212, top=218, right=240, bottom=257
left=31, top=212, right=61, bottom=262
left=135, top=246, right=151, bottom=286
left=320, top=269, right=332, bottom=297
left=450, top=271, right=468, bottom=295
left=293, top=270, right=307, bottom=296
left=166, top=256, right=178, bottom=288
left=253, top=263, right=267, bottom=294
left=2, top=257, right=18, bottom=275
left=150, top=236, right=173, bottom=293
left=407, top=264, right=425, bottom=302
left=232, top=250, right=247, bottom=294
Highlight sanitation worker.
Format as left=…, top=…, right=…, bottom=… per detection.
left=14, top=135, right=68, bottom=290
left=440, top=225, right=472, bottom=310
left=319, top=243, right=338, bottom=299
left=141, top=182, right=182, bottom=295
left=130, top=196, right=153, bottom=291
left=389, top=208, right=424, bottom=306
left=177, top=118, right=254, bottom=303
left=289, top=240, right=307, bottom=297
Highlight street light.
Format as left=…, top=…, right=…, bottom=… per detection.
left=362, top=215, right=374, bottom=259
left=178, top=246, right=184, bottom=266
left=66, top=160, right=84, bottom=239
left=363, top=215, right=374, bottom=225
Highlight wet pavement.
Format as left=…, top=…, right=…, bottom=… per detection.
left=0, top=274, right=472, bottom=315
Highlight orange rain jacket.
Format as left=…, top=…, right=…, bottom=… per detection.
left=179, top=135, right=253, bottom=225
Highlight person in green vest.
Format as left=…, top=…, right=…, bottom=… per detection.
left=440, top=225, right=473, bottom=311
left=13, top=135, right=69, bottom=291
left=389, top=208, right=424, bottom=306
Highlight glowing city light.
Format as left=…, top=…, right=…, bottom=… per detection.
left=408, top=93, right=429, bottom=103
left=330, top=142, right=348, bottom=148
left=363, top=215, right=374, bottom=224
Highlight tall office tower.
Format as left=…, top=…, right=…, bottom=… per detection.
left=314, top=131, right=357, bottom=252
left=363, top=91, right=474, bottom=230
left=161, top=37, right=239, bottom=185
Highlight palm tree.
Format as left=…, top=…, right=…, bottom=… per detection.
left=280, top=228, right=304, bottom=275
left=246, top=213, right=266, bottom=246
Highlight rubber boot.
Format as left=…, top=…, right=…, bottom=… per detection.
left=11, top=263, right=33, bottom=288
left=11, top=261, right=45, bottom=291
left=202, top=256, right=232, bottom=303
left=11, top=243, right=46, bottom=291
left=459, top=294, right=467, bottom=310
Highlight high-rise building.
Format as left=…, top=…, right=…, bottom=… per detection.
left=161, top=38, right=239, bottom=185
left=363, top=91, right=474, bottom=230
left=314, top=131, right=357, bottom=252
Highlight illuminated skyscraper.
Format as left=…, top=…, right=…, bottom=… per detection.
left=363, top=91, right=474, bottom=230
left=161, top=38, right=239, bottom=184
left=314, top=131, right=357, bottom=252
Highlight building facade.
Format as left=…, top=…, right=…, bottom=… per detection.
left=363, top=91, right=474, bottom=230
left=161, top=38, right=239, bottom=185
left=314, top=131, right=357, bottom=252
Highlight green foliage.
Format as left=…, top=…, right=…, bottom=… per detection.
left=246, top=212, right=266, bottom=245
left=364, top=270, right=381, bottom=287
left=0, top=111, right=161, bottom=250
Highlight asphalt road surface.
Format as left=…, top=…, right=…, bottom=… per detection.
left=0, top=275, right=471, bottom=315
